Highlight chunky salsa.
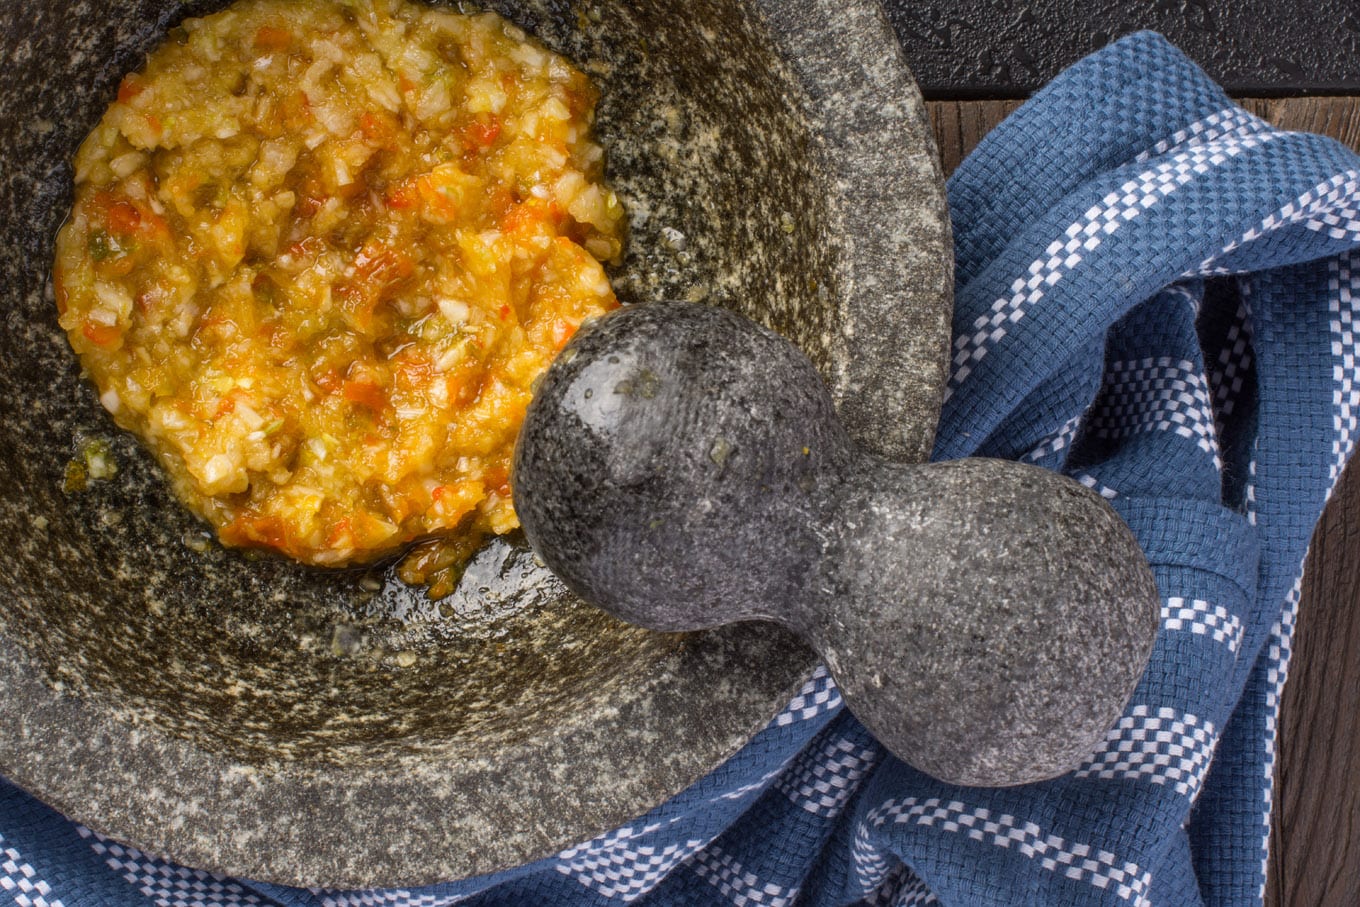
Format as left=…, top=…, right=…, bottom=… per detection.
left=53, top=0, right=625, bottom=596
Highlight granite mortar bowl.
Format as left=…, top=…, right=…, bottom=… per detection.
left=0, top=0, right=951, bottom=888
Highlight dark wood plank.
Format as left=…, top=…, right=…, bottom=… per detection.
left=926, top=100, right=1023, bottom=177
left=1273, top=461, right=1360, bottom=906
left=925, top=97, right=1360, bottom=907
left=1259, top=98, right=1360, bottom=907
left=1237, top=97, right=1360, bottom=146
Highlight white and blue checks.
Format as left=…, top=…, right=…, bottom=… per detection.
left=2, top=31, right=1358, bottom=906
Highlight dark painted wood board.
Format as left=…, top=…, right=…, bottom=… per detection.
left=925, top=97, right=1360, bottom=907
left=894, top=2, right=1360, bottom=99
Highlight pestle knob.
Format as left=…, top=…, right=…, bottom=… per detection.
left=513, top=303, right=1160, bottom=787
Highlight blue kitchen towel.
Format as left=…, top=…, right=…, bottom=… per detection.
left=4, top=30, right=1359, bottom=907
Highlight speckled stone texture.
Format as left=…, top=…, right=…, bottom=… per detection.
left=0, top=0, right=950, bottom=888
left=516, top=304, right=1161, bottom=788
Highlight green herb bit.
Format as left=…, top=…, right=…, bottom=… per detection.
left=81, top=437, right=118, bottom=480
left=62, top=460, right=88, bottom=494
left=88, top=231, right=114, bottom=261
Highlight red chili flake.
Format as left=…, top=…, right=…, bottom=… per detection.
left=214, top=395, right=237, bottom=418
left=358, top=111, right=397, bottom=148
left=117, top=76, right=144, bottom=105
left=223, top=514, right=291, bottom=552
left=466, top=116, right=502, bottom=148
left=342, top=380, right=388, bottom=413
left=254, top=26, right=293, bottom=51
left=354, top=245, right=415, bottom=283
left=81, top=320, right=121, bottom=348
left=551, top=319, right=573, bottom=349
left=106, top=201, right=142, bottom=235
left=326, top=517, right=354, bottom=547
left=383, top=182, right=419, bottom=210
left=484, top=466, right=511, bottom=497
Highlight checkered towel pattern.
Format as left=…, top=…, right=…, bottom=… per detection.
left=3, top=31, right=1359, bottom=907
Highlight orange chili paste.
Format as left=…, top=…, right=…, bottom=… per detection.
left=53, top=0, right=625, bottom=596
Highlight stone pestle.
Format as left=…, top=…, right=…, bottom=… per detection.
left=513, top=302, right=1160, bottom=788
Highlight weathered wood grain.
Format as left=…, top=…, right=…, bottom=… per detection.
left=1254, top=97, right=1360, bottom=907
left=925, top=97, right=1360, bottom=907
left=926, top=100, right=1022, bottom=177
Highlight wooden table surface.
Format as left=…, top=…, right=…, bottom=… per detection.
left=926, top=97, right=1360, bottom=907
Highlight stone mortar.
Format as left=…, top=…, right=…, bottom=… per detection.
left=0, top=0, right=951, bottom=888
